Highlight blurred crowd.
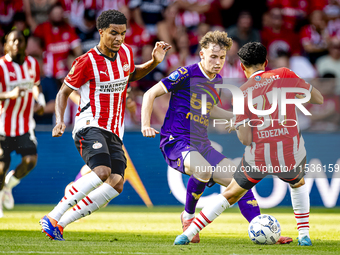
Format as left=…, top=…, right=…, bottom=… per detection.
left=1, top=0, right=340, bottom=132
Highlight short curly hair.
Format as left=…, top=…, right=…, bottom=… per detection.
left=199, top=31, right=233, bottom=51
left=237, top=42, right=267, bottom=67
left=96, top=9, right=127, bottom=30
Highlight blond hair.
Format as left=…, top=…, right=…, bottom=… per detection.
left=199, top=31, right=232, bottom=51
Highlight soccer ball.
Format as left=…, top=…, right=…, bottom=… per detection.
left=248, top=214, right=281, bottom=245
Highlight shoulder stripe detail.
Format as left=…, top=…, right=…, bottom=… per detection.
left=116, top=54, right=124, bottom=78
left=0, top=59, right=9, bottom=85
left=88, top=53, right=100, bottom=82
left=235, top=118, right=249, bottom=128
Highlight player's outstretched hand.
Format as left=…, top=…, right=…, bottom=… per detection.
left=152, top=41, right=172, bottom=64
left=52, top=122, right=66, bottom=137
left=142, top=126, right=159, bottom=138
left=225, top=122, right=236, bottom=133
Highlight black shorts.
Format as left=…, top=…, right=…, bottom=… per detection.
left=74, top=127, right=127, bottom=177
left=0, top=132, right=37, bottom=161
left=234, top=156, right=307, bottom=190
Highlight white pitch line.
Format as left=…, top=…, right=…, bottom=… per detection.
left=0, top=252, right=159, bottom=255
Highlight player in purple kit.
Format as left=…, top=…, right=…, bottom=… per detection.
left=141, top=31, right=272, bottom=244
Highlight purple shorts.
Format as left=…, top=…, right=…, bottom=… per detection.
left=160, top=136, right=225, bottom=174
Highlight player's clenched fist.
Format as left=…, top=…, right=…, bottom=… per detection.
left=52, top=122, right=66, bottom=137
left=142, top=126, right=159, bottom=138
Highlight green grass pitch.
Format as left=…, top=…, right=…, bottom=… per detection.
left=0, top=205, right=340, bottom=255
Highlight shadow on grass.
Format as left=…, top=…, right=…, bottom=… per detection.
left=0, top=230, right=339, bottom=255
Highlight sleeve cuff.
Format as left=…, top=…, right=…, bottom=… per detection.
left=235, top=118, right=249, bottom=129
left=160, top=81, right=168, bottom=93
left=64, top=80, right=79, bottom=91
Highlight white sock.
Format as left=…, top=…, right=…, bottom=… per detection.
left=290, top=184, right=310, bottom=238
left=184, top=194, right=230, bottom=240
left=49, top=171, right=103, bottom=221
left=58, top=183, right=119, bottom=228
left=5, top=171, right=20, bottom=189
left=183, top=211, right=195, bottom=220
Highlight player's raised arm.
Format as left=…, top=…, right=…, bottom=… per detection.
left=141, top=82, right=167, bottom=138
left=52, top=83, right=74, bottom=137
left=308, top=87, right=324, bottom=104
left=129, top=41, right=171, bottom=82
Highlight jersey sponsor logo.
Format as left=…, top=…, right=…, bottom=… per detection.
left=255, top=75, right=261, bottom=81
left=123, top=64, right=130, bottom=72
left=186, top=112, right=209, bottom=127
left=8, top=81, right=34, bottom=90
left=47, top=42, right=70, bottom=53
left=9, top=72, right=16, bottom=78
left=98, top=77, right=128, bottom=93
left=92, top=142, right=103, bottom=149
left=243, top=75, right=280, bottom=97
left=168, top=71, right=180, bottom=81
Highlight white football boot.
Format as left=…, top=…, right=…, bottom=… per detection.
left=3, top=170, right=17, bottom=210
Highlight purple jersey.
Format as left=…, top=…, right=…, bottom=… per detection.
left=160, top=63, right=222, bottom=145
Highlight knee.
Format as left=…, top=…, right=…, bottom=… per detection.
left=113, top=178, right=124, bottom=194
left=93, top=166, right=111, bottom=181
left=194, top=170, right=212, bottom=182
left=22, top=155, right=37, bottom=169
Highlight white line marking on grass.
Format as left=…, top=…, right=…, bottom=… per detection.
left=0, top=252, right=158, bottom=255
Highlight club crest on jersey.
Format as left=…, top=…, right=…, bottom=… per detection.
left=123, top=64, right=130, bottom=72
left=62, top=32, right=70, bottom=40
left=169, top=71, right=180, bottom=81
left=92, top=142, right=102, bottom=149
left=69, top=65, right=75, bottom=75
left=255, top=75, right=261, bottom=81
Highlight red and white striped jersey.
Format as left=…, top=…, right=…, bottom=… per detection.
left=64, top=44, right=135, bottom=140
left=0, top=54, right=40, bottom=137
left=33, top=22, right=81, bottom=79
left=235, top=67, right=312, bottom=172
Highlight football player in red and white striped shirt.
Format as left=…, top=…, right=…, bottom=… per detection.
left=40, top=9, right=171, bottom=240
left=174, top=42, right=324, bottom=246
left=0, top=30, right=46, bottom=218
